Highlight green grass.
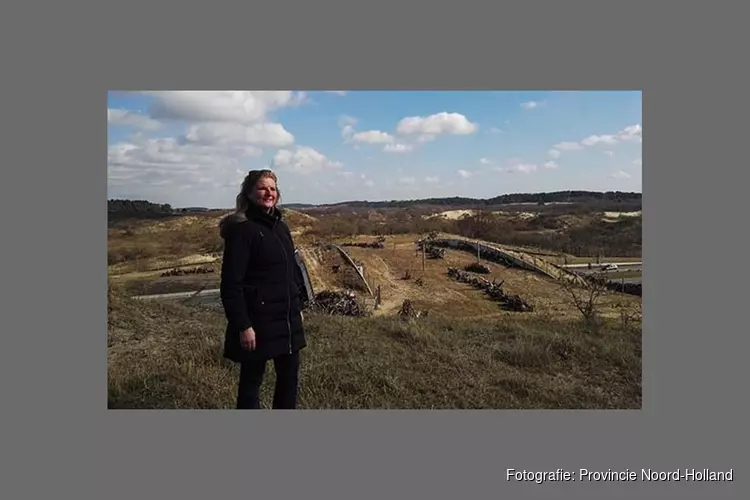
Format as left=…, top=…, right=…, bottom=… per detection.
left=108, top=285, right=642, bottom=410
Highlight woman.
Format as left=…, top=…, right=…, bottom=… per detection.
left=219, top=169, right=307, bottom=409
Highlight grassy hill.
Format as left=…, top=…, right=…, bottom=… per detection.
left=107, top=199, right=642, bottom=409
left=108, top=285, right=641, bottom=409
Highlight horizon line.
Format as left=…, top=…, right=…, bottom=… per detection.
left=108, top=188, right=643, bottom=210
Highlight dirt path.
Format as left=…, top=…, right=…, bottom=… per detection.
left=360, top=254, right=411, bottom=316
left=332, top=234, right=640, bottom=319
left=298, top=245, right=326, bottom=292
left=109, top=254, right=219, bottom=277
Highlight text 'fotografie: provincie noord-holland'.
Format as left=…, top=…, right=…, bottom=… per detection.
left=507, top=468, right=734, bottom=484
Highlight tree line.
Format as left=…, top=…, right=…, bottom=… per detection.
left=289, top=190, right=641, bottom=210
left=108, top=199, right=174, bottom=214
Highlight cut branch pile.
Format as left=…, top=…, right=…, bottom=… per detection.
left=416, top=234, right=446, bottom=259
left=397, top=299, right=429, bottom=319
left=465, top=262, right=490, bottom=274
left=160, top=266, right=215, bottom=277
left=310, top=290, right=367, bottom=316
left=426, top=246, right=446, bottom=259
left=342, top=236, right=386, bottom=249
left=447, top=267, right=534, bottom=312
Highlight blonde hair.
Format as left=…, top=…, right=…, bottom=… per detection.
left=235, top=169, right=280, bottom=212
left=219, top=169, right=282, bottom=237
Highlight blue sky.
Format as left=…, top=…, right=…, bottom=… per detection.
left=107, top=90, right=642, bottom=208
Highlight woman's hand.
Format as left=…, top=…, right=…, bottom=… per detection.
left=240, top=327, right=256, bottom=351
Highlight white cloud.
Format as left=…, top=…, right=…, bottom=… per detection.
left=581, top=134, right=618, bottom=146
left=364, top=179, right=375, bottom=187
left=604, top=150, right=615, bottom=157
left=341, top=125, right=355, bottom=140
left=108, top=92, right=312, bottom=204
left=109, top=138, right=246, bottom=172
left=384, top=143, right=413, bottom=153
left=182, top=122, right=294, bottom=148
left=396, top=112, right=478, bottom=138
left=506, top=163, right=537, bottom=174
left=399, top=177, right=417, bottom=185
left=457, top=169, right=473, bottom=179
left=108, top=108, right=162, bottom=131
left=520, top=101, right=544, bottom=110
left=415, top=134, right=437, bottom=143
left=609, top=170, right=631, bottom=180
left=633, top=157, right=642, bottom=166
left=338, top=116, right=358, bottom=141
left=143, top=91, right=307, bottom=124
left=271, top=146, right=343, bottom=174
left=338, top=115, right=358, bottom=127
left=488, top=127, right=503, bottom=134
left=547, top=149, right=562, bottom=159
left=352, top=130, right=394, bottom=144
left=340, top=116, right=418, bottom=153
left=107, top=136, right=250, bottom=197
left=425, top=176, right=440, bottom=184
left=479, top=157, right=492, bottom=165
left=549, top=124, right=642, bottom=158
left=618, top=124, right=642, bottom=143
left=338, top=171, right=356, bottom=179
left=543, top=161, right=559, bottom=169
left=326, top=91, right=347, bottom=96
left=554, top=141, right=585, bottom=151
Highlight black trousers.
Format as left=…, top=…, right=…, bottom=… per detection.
left=236, top=350, right=300, bottom=409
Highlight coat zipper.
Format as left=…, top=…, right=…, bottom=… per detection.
left=273, top=222, right=293, bottom=354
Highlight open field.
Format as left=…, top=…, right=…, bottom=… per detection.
left=325, top=233, right=640, bottom=319
left=108, top=198, right=642, bottom=409
left=109, top=285, right=641, bottom=409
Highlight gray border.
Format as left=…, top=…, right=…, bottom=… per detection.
left=4, top=3, right=745, bottom=498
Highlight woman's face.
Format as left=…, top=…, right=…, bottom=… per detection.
left=253, top=176, right=278, bottom=209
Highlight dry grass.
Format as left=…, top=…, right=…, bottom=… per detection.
left=108, top=285, right=642, bottom=409
left=111, top=273, right=221, bottom=296
left=107, top=210, right=642, bottom=409
left=323, top=234, right=640, bottom=320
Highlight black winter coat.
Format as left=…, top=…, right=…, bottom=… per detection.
left=219, top=204, right=307, bottom=362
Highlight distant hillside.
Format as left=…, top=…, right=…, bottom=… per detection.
left=282, top=203, right=318, bottom=210
left=300, top=191, right=642, bottom=210
left=108, top=199, right=174, bottom=216
left=109, top=191, right=642, bottom=216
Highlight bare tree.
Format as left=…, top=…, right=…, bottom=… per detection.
left=559, top=271, right=609, bottom=332
left=618, top=299, right=643, bottom=332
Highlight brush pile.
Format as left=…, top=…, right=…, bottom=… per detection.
left=397, top=299, right=429, bottom=319
left=426, top=246, right=446, bottom=259
left=342, top=236, right=386, bottom=249
left=310, top=290, right=367, bottom=316
left=447, top=267, right=534, bottom=312
left=465, top=262, right=491, bottom=274
left=160, top=266, right=215, bottom=277
left=416, top=234, right=447, bottom=259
